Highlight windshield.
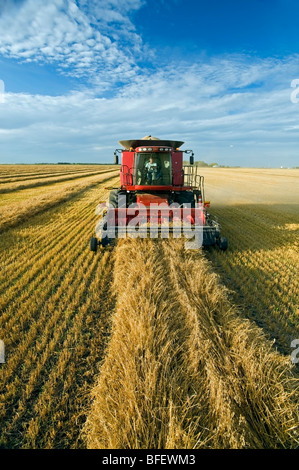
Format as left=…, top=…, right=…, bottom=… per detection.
left=134, top=152, right=172, bottom=185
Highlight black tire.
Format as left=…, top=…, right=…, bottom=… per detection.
left=218, top=236, right=228, bottom=251
left=109, top=189, right=127, bottom=208
left=100, top=222, right=110, bottom=248
left=90, top=237, right=98, bottom=252
left=101, top=235, right=110, bottom=247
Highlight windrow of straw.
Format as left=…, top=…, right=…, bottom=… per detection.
left=84, top=238, right=298, bottom=449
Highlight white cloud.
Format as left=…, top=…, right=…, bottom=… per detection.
left=1, top=55, right=299, bottom=166
left=0, top=1, right=298, bottom=166
left=0, top=0, right=145, bottom=88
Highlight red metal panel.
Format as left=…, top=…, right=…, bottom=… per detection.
left=136, top=193, right=169, bottom=206
left=120, top=151, right=134, bottom=185
left=172, top=151, right=183, bottom=186
left=122, top=185, right=192, bottom=191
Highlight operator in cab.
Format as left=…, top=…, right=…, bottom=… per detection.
left=145, top=155, right=162, bottom=184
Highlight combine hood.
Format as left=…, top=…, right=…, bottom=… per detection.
left=119, top=137, right=184, bottom=150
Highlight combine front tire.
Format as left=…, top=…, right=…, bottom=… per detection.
left=109, top=189, right=127, bottom=208
left=90, top=237, right=98, bottom=252
left=217, top=236, right=228, bottom=251
left=101, top=236, right=110, bottom=247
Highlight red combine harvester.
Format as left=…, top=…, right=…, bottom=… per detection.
left=90, top=136, right=228, bottom=251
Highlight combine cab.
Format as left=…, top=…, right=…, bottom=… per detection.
left=90, top=136, right=228, bottom=251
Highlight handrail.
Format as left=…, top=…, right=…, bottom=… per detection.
left=121, top=164, right=133, bottom=185
left=120, top=165, right=204, bottom=197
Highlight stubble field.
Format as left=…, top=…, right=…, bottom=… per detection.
left=0, top=165, right=298, bottom=449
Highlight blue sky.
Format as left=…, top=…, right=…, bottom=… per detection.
left=0, top=0, right=298, bottom=166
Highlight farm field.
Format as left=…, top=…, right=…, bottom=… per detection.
left=0, top=165, right=298, bottom=449
left=198, top=168, right=299, bottom=355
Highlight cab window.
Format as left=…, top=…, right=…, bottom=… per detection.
left=135, top=152, right=172, bottom=185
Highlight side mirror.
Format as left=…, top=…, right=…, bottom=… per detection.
left=189, top=154, right=194, bottom=165
left=114, top=152, right=119, bottom=165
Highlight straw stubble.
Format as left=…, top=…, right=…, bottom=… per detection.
left=84, top=238, right=298, bottom=449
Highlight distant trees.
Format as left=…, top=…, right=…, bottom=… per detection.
left=183, top=160, right=219, bottom=167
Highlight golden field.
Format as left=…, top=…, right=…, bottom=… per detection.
left=0, top=165, right=298, bottom=448
left=199, top=168, right=299, bottom=355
